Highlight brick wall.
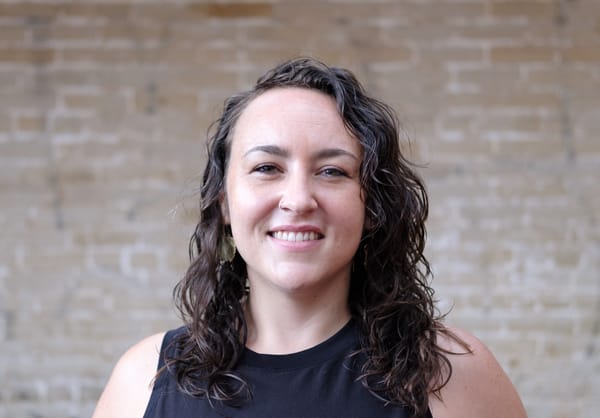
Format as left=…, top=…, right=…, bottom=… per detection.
left=1, top=1, right=598, bottom=417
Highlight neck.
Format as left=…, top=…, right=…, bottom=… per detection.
left=243, top=285, right=351, bottom=354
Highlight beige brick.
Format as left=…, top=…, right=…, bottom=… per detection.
left=15, top=114, right=47, bottom=132
left=57, top=3, right=131, bottom=19
left=41, top=25, right=100, bottom=43
left=341, top=45, right=413, bottom=65
left=438, top=113, right=474, bottom=132
left=491, top=46, right=557, bottom=63
left=526, top=67, right=562, bottom=84
left=22, top=249, right=86, bottom=275
left=358, top=2, right=487, bottom=24
left=491, top=1, right=559, bottom=19
left=1, top=2, right=600, bottom=418
left=480, top=114, right=542, bottom=132
left=456, top=68, right=523, bottom=87
left=161, top=45, right=238, bottom=67
left=100, top=23, right=167, bottom=43
left=57, top=165, right=96, bottom=183
left=0, top=3, right=57, bottom=19
left=51, top=115, right=91, bottom=134
left=553, top=251, right=581, bottom=267
left=134, top=90, right=197, bottom=113
left=78, top=229, right=138, bottom=246
left=441, top=91, right=561, bottom=109
left=0, top=48, right=55, bottom=65
left=574, top=136, right=600, bottom=154
left=429, top=137, right=494, bottom=157
left=167, top=250, right=191, bottom=273
left=0, top=25, right=27, bottom=43
left=91, top=251, right=120, bottom=271
left=562, top=46, right=600, bottom=63
left=419, top=46, right=484, bottom=66
left=59, top=48, right=145, bottom=65
left=130, top=252, right=158, bottom=270
left=186, top=2, right=274, bottom=19
left=0, top=112, right=10, bottom=132
left=54, top=141, right=119, bottom=162
left=455, top=24, right=528, bottom=41
left=62, top=93, right=102, bottom=109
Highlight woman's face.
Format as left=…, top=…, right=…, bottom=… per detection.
left=222, top=87, right=365, bottom=298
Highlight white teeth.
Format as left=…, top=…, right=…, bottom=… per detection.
left=272, top=231, right=319, bottom=242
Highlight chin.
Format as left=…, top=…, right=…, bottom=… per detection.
left=272, top=270, right=349, bottom=296
left=273, top=276, right=320, bottom=293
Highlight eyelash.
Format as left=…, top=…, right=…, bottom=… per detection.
left=253, top=164, right=279, bottom=174
left=251, top=165, right=349, bottom=178
left=320, top=167, right=348, bottom=177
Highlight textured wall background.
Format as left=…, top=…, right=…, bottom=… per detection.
left=1, top=1, right=599, bottom=417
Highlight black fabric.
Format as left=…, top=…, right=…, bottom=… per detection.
left=144, top=320, right=433, bottom=418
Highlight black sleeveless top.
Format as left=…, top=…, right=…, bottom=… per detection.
left=144, top=320, right=433, bottom=418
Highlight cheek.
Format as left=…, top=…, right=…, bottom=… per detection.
left=226, top=183, right=270, bottom=232
left=347, top=209, right=366, bottom=239
left=328, top=192, right=366, bottom=235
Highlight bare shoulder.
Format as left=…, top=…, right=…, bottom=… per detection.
left=93, top=332, right=166, bottom=418
left=429, top=326, right=528, bottom=418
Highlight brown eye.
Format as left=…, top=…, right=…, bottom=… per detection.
left=320, top=167, right=348, bottom=177
left=253, top=164, right=279, bottom=174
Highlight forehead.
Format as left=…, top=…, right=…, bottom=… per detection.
left=242, top=86, right=337, bottom=113
left=231, top=87, right=360, bottom=154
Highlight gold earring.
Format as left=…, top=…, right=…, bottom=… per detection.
left=219, top=232, right=236, bottom=263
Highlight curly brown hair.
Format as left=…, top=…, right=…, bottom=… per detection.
left=167, top=57, right=463, bottom=417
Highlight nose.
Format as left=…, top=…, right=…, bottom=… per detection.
left=278, top=173, right=318, bottom=214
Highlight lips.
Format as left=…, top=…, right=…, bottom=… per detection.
left=270, top=230, right=323, bottom=242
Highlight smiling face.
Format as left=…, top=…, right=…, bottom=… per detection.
left=222, top=87, right=365, bottom=300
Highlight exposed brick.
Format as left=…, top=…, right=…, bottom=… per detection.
left=454, top=24, right=528, bottom=41
left=0, top=25, right=28, bottom=43
left=186, top=2, right=273, bottom=19
left=15, top=114, right=47, bottom=132
left=58, top=47, right=151, bottom=65
left=2, top=2, right=600, bottom=418
left=91, top=250, right=121, bottom=272
left=130, top=251, right=159, bottom=270
left=50, top=115, right=92, bottom=133
left=441, top=91, right=561, bottom=109
left=480, top=114, right=543, bottom=132
left=0, top=48, right=55, bottom=64
left=456, top=68, right=522, bottom=88
left=133, top=90, right=198, bottom=113
left=61, top=93, right=102, bottom=109
left=491, top=46, right=557, bottom=63
left=57, top=3, right=132, bottom=19
left=562, top=46, right=600, bottom=63
left=38, top=24, right=100, bottom=43
left=419, top=46, right=484, bottom=66
left=490, top=1, right=559, bottom=19
left=100, top=23, right=168, bottom=43
left=0, top=3, right=57, bottom=20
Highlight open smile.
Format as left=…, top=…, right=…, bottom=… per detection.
left=268, top=231, right=324, bottom=242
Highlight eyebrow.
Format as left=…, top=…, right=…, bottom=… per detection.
left=243, top=145, right=359, bottom=161
left=244, top=145, right=288, bottom=158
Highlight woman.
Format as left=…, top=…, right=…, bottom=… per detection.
left=93, top=58, right=527, bottom=418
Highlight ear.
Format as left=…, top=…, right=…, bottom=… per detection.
left=219, top=192, right=230, bottom=224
